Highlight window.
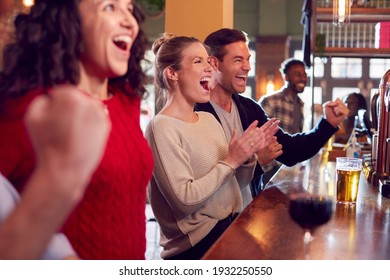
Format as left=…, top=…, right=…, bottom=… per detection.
left=313, top=57, right=325, bottom=78
left=369, top=58, right=390, bottom=78
left=141, top=49, right=157, bottom=132
left=302, top=86, right=323, bottom=131
left=142, top=49, right=155, bottom=77
left=140, top=84, right=156, bottom=133
left=293, top=50, right=324, bottom=78
left=331, top=58, right=362, bottom=78
left=332, top=87, right=360, bottom=101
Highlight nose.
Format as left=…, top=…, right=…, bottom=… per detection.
left=242, top=60, right=251, bottom=71
left=205, top=61, right=212, bottom=72
left=120, top=8, right=137, bottom=30
left=300, top=72, right=308, bottom=81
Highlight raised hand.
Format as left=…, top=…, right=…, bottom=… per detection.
left=24, top=85, right=111, bottom=198
left=224, top=120, right=260, bottom=169
left=251, top=118, right=282, bottom=166
left=323, top=98, right=349, bottom=128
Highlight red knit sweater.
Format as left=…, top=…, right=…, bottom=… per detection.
left=0, top=87, right=154, bottom=259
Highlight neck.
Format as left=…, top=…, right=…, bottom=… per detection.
left=78, top=64, right=110, bottom=100
left=160, top=90, right=198, bottom=123
left=210, top=86, right=233, bottom=113
left=286, top=85, right=299, bottom=97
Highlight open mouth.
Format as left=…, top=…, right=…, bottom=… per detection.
left=113, top=35, right=132, bottom=51
left=235, top=75, right=247, bottom=82
left=200, top=77, right=210, bottom=91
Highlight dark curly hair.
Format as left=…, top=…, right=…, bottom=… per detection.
left=0, top=0, right=149, bottom=105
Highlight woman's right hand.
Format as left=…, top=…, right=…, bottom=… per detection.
left=224, top=120, right=262, bottom=169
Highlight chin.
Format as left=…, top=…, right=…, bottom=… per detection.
left=197, top=95, right=209, bottom=103
left=109, top=64, right=129, bottom=78
left=235, top=88, right=246, bottom=94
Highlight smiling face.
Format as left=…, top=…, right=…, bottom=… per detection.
left=78, top=0, right=139, bottom=79
left=285, top=64, right=308, bottom=94
left=212, top=41, right=251, bottom=95
left=176, top=42, right=212, bottom=104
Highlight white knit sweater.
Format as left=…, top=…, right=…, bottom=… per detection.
left=145, top=112, right=256, bottom=258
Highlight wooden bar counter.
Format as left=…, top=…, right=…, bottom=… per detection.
left=202, top=151, right=390, bottom=260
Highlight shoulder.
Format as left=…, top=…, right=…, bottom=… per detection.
left=0, top=89, right=42, bottom=120
left=145, top=114, right=176, bottom=140
left=197, top=111, right=218, bottom=122
left=146, top=114, right=171, bottom=128
left=234, top=94, right=257, bottom=105
left=234, top=94, right=266, bottom=116
left=260, top=90, right=284, bottom=102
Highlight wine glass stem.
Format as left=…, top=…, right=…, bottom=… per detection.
left=304, top=231, right=313, bottom=260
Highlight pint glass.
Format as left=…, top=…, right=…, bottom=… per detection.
left=336, top=157, right=363, bottom=204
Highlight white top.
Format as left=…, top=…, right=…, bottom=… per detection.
left=0, top=173, right=76, bottom=259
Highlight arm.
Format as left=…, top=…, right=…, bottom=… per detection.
left=238, top=96, right=337, bottom=168
left=275, top=98, right=349, bottom=166
left=0, top=85, right=110, bottom=259
left=146, top=115, right=257, bottom=218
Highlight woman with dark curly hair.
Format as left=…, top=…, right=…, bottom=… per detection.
left=0, top=0, right=154, bottom=260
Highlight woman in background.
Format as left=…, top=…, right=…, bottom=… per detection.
left=0, top=0, right=153, bottom=259
left=145, top=34, right=278, bottom=260
left=335, top=92, right=369, bottom=144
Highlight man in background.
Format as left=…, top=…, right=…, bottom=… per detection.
left=259, top=58, right=307, bottom=134
left=259, top=58, right=308, bottom=184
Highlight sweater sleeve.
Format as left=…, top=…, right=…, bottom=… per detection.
left=145, top=116, right=237, bottom=219
left=275, top=117, right=338, bottom=166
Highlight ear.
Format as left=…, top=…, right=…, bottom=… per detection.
left=208, top=56, right=219, bottom=70
left=164, top=66, right=178, bottom=81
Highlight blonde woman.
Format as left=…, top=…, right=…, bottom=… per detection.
left=145, top=34, right=278, bottom=260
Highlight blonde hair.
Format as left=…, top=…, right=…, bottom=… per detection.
left=152, top=33, right=201, bottom=93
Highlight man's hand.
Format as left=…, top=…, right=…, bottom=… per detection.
left=254, top=118, right=283, bottom=166
left=323, top=98, right=349, bottom=128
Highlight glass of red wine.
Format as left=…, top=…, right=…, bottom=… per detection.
left=288, top=192, right=333, bottom=259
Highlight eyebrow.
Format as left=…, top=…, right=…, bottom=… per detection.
left=192, top=56, right=206, bottom=61
left=232, top=55, right=250, bottom=60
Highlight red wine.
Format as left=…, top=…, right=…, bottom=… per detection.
left=288, top=195, right=333, bottom=232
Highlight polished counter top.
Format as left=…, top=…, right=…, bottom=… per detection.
left=202, top=152, right=390, bottom=260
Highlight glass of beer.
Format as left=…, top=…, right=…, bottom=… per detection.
left=336, top=157, right=363, bottom=204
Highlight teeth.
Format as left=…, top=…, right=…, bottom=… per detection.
left=113, top=35, right=132, bottom=43
left=296, top=83, right=305, bottom=87
left=236, top=75, right=246, bottom=78
left=200, top=77, right=211, bottom=82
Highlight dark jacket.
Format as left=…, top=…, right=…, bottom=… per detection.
left=195, top=94, right=338, bottom=194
